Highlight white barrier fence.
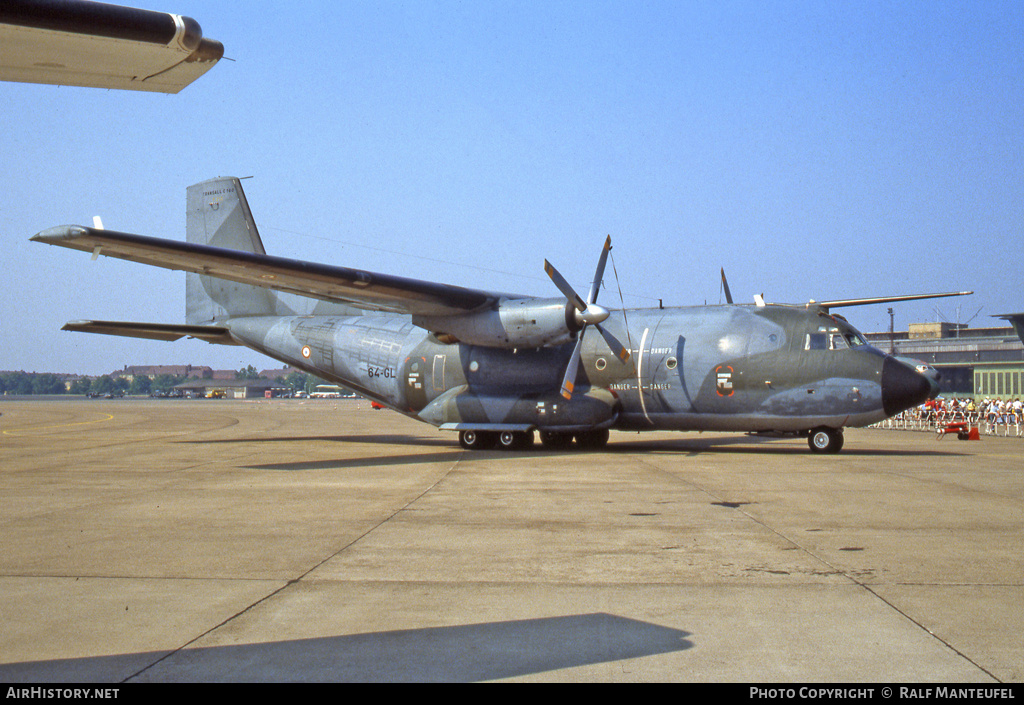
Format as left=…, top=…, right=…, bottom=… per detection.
left=873, top=407, right=1023, bottom=437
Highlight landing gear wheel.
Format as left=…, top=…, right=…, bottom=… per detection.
left=459, top=430, right=497, bottom=450
left=808, top=427, right=844, bottom=454
left=574, top=428, right=610, bottom=450
left=539, top=431, right=574, bottom=450
left=498, top=430, right=534, bottom=450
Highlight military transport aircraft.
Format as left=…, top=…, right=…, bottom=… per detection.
left=32, top=177, right=971, bottom=453
left=0, top=0, right=222, bottom=93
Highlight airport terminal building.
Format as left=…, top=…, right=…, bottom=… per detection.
left=864, top=319, right=1024, bottom=400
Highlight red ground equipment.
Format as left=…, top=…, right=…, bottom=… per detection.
left=936, top=422, right=980, bottom=441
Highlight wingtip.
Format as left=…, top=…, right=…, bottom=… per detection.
left=30, top=225, right=90, bottom=243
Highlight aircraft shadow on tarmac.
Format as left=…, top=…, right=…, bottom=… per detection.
left=0, top=612, right=692, bottom=683
left=605, top=436, right=969, bottom=457
left=180, top=433, right=966, bottom=472
left=247, top=450, right=466, bottom=471
left=183, top=433, right=453, bottom=447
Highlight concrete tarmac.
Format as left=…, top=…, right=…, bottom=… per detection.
left=1, top=397, right=1022, bottom=683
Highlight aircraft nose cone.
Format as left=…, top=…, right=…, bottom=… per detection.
left=882, top=356, right=939, bottom=417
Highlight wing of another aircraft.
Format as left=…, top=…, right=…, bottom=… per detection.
left=32, top=225, right=519, bottom=318
left=0, top=0, right=223, bottom=93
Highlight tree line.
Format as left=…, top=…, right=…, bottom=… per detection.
left=1, top=369, right=331, bottom=396
left=0, top=371, right=188, bottom=396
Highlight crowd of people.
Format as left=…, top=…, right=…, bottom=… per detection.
left=876, top=397, right=1024, bottom=437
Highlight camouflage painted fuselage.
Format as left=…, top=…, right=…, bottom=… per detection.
left=225, top=302, right=929, bottom=436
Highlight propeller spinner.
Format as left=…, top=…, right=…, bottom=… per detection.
left=544, top=236, right=631, bottom=399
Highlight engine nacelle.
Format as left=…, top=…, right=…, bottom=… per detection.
left=413, top=297, right=579, bottom=349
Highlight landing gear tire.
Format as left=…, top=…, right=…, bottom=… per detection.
left=575, top=428, right=609, bottom=450
left=808, top=427, right=844, bottom=454
left=459, top=430, right=497, bottom=450
left=539, top=431, right=574, bottom=450
left=498, top=430, right=534, bottom=450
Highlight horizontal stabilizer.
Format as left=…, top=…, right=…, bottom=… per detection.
left=32, top=225, right=512, bottom=317
left=62, top=320, right=238, bottom=345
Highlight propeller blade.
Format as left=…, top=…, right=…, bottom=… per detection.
left=587, top=235, right=612, bottom=305
left=544, top=259, right=587, bottom=312
left=595, top=323, right=631, bottom=363
left=560, top=333, right=586, bottom=399
left=550, top=236, right=623, bottom=400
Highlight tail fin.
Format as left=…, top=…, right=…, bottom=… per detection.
left=186, top=177, right=276, bottom=324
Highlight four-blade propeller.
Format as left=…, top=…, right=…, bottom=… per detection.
left=544, top=235, right=631, bottom=399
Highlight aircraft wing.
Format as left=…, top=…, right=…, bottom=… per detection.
left=0, top=1, right=223, bottom=94
left=61, top=320, right=238, bottom=345
left=814, top=291, right=973, bottom=311
left=32, top=225, right=517, bottom=317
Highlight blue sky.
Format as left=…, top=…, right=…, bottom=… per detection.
left=2, top=0, right=1021, bottom=376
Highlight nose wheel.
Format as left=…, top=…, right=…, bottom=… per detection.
left=808, top=427, right=844, bottom=454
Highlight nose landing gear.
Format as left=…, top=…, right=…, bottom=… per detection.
left=808, top=426, right=844, bottom=454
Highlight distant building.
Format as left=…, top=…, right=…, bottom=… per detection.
left=116, top=365, right=212, bottom=381
left=172, top=378, right=289, bottom=399
left=260, top=366, right=301, bottom=380
left=865, top=321, right=1024, bottom=399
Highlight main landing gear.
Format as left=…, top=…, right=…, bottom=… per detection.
left=807, top=426, right=844, bottom=454
left=458, top=428, right=610, bottom=451
left=458, top=429, right=534, bottom=450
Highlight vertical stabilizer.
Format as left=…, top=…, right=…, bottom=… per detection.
left=186, top=177, right=276, bottom=324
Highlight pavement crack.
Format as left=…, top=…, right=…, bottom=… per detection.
left=636, top=454, right=1006, bottom=682
left=853, top=582, right=1004, bottom=683
left=122, top=454, right=465, bottom=683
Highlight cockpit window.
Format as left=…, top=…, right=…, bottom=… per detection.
left=843, top=331, right=867, bottom=347
left=806, top=324, right=868, bottom=351
left=805, top=333, right=827, bottom=350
